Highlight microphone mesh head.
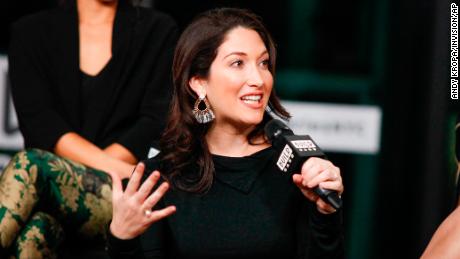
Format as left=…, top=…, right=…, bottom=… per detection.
left=264, top=119, right=293, bottom=142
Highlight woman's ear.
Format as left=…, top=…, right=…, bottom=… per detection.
left=189, top=76, right=207, bottom=97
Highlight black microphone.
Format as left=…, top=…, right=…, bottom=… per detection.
left=265, top=119, right=343, bottom=210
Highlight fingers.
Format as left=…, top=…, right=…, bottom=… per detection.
left=143, top=182, right=175, bottom=223
left=292, top=174, right=319, bottom=201
left=300, top=157, right=329, bottom=186
left=301, top=157, right=324, bottom=174
left=307, top=168, right=340, bottom=189
left=292, top=174, right=303, bottom=189
left=296, top=158, right=344, bottom=212
left=146, top=205, right=177, bottom=222
left=125, top=163, right=145, bottom=195
left=110, top=163, right=175, bottom=240
left=136, top=171, right=161, bottom=201
left=143, top=182, right=170, bottom=210
left=319, top=180, right=344, bottom=195
left=316, top=197, right=337, bottom=214
left=110, top=170, right=123, bottom=201
left=300, top=158, right=341, bottom=189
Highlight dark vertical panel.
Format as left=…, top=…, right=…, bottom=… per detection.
left=418, top=0, right=453, bottom=254
left=376, top=0, right=452, bottom=258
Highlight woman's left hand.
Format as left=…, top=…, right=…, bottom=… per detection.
left=292, top=157, right=344, bottom=214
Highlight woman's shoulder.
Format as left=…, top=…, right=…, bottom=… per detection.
left=136, top=7, right=178, bottom=31
left=11, top=8, right=65, bottom=35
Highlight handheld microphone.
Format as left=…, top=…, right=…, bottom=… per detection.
left=265, top=119, right=343, bottom=210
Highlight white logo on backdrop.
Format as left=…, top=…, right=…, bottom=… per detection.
left=282, top=101, right=382, bottom=154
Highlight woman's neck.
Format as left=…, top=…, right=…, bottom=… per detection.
left=206, top=122, right=269, bottom=157
left=77, top=0, right=117, bottom=25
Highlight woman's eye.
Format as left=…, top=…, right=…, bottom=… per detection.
left=260, top=59, right=270, bottom=68
left=231, top=60, right=243, bottom=67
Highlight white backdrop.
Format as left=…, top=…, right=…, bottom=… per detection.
left=283, top=101, right=382, bottom=154
left=0, top=55, right=23, bottom=170
left=0, top=56, right=23, bottom=150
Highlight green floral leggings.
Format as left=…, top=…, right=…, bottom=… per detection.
left=0, top=149, right=112, bottom=258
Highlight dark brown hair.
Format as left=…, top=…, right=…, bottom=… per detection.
left=160, top=8, right=290, bottom=193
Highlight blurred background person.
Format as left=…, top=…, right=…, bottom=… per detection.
left=0, top=0, right=177, bottom=257
left=420, top=118, right=460, bottom=259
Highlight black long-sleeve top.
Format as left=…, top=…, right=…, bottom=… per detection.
left=8, top=1, right=178, bottom=159
left=107, top=147, right=344, bottom=258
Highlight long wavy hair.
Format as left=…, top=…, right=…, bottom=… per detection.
left=160, top=8, right=290, bottom=193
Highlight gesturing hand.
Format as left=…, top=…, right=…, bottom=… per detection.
left=292, top=157, right=344, bottom=214
left=109, top=163, right=176, bottom=240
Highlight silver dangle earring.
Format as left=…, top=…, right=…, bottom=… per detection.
left=193, top=94, right=215, bottom=124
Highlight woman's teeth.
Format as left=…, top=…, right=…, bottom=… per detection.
left=241, top=95, right=261, bottom=103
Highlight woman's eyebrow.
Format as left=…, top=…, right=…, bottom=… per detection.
left=222, top=49, right=268, bottom=60
left=223, top=51, right=247, bottom=60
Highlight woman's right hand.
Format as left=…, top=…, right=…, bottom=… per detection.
left=109, top=163, right=176, bottom=240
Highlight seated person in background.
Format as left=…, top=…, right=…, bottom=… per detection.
left=107, top=8, right=344, bottom=259
left=0, top=0, right=177, bottom=257
left=421, top=119, right=460, bottom=259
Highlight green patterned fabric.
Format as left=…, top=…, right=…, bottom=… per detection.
left=13, top=212, right=64, bottom=259
left=0, top=149, right=112, bottom=258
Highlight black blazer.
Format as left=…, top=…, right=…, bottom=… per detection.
left=8, top=1, right=178, bottom=160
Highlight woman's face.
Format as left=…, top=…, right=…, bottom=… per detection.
left=198, top=27, right=273, bottom=129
